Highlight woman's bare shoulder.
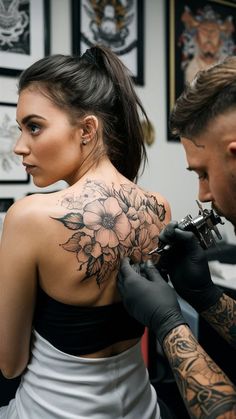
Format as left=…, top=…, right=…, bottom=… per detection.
left=3, top=192, right=57, bottom=223
left=4, top=194, right=39, bottom=225
left=1, top=192, right=67, bottom=244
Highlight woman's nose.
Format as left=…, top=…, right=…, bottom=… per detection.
left=13, top=134, right=30, bottom=156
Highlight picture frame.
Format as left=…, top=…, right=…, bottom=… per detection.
left=0, top=198, right=14, bottom=213
left=166, top=0, right=236, bottom=141
left=71, top=0, right=144, bottom=85
left=0, top=198, right=14, bottom=237
left=0, top=0, right=50, bottom=77
left=0, top=102, right=30, bottom=184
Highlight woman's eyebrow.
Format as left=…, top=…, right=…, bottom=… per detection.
left=16, top=114, right=46, bottom=125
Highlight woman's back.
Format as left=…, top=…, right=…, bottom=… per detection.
left=9, top=165, right=169, bottom=306
left=1, top=163, right=170, bottom=362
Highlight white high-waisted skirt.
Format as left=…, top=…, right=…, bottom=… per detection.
left=0, top=331, right=160, bottom=418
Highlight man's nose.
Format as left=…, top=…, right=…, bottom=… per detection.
left=198, top=181, right=213, bottom=203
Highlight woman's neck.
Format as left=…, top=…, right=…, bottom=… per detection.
left=67, top=156, right=120, bottom=186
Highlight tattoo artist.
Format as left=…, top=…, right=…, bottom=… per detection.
left=117, top=56, right=236, bottom=419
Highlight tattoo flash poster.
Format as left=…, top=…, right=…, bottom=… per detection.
left=167, top=0, right=236, bottom=140
left=169, top=0, right=236, bottom=105
left=0, top=0, right=48, bottom=75
left=72, top=0, right=144, bottom=84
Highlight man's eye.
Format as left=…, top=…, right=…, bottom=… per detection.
left=198, top=172, right=208, bottom=180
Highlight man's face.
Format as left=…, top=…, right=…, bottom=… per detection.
left=181, top=110, right=236, bottom=229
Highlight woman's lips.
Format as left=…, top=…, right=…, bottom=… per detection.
left=23, top=163, right=36, bottom=174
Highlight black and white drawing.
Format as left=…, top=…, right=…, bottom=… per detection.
left=0, top=102, right=30, bottom=183
left=72, top=0, right=144, bottom=85
left=0, top=0, right=30, bottom=55
left=0, top=0, right=50, bottom=75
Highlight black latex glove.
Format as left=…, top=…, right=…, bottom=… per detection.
left=118, top=258, right=187, bottom=346
left=158, top=221, right=223, bottom=313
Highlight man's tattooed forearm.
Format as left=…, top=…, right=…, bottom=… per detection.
left=201, top=294, right=236, bottom=348
left=163, top=325, right=236, bottom=419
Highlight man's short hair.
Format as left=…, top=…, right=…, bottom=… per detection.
left=170, top=56, right=236, bottom=139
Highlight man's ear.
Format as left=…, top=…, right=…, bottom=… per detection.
left=80, top=115, right=98, bottom=144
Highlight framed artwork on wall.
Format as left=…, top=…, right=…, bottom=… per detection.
left=0, top=0, right=50, bottom=77
left=0, top=198, right=14, bottom=212
left=71, top=0, right=144, bottom=85
left=166, top=0, right=236, bottom=141
left=0, top=102, right=30, bottom=184
left=0, top=198, right=14, bottom=237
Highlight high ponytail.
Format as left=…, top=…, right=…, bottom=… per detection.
left=84, top=45, right=149, bottom=181
left=18, top=45, right=150, bottom=181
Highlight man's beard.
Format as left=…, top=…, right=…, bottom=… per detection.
left=211, top=203, right=224, bottom=217
left=212, top=203, right=236, bottom=232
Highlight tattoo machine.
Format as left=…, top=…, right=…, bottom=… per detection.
left=149, top=200, right=224, bottom=256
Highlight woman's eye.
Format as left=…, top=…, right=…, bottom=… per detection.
left=28, top=123, right=40, bottom=135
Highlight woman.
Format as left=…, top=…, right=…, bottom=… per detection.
left=0, top=45, right=171, bottom=418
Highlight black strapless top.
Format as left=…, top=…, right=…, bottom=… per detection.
left=33, top=287, right=144, bottom=355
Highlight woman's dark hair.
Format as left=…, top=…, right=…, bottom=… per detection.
left=18, top=45, right=149, bottom=182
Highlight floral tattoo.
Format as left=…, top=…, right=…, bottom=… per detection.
left=52, top=180, right=166, bottom=286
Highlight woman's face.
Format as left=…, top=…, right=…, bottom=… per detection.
left=15, top=87, right=84, bottom=187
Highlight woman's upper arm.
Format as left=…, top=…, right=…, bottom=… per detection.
left=0, top=200, right=37, bottom=378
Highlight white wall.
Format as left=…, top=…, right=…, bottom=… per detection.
left=1, top=0, right=235, bottom=242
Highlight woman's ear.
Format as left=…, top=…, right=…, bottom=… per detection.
left=80, top=115, right=98, bottom=145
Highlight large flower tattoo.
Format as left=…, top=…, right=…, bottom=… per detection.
left=54, top=181, right=167, bottom=286
left=83, top=197, right=131, bottom=248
